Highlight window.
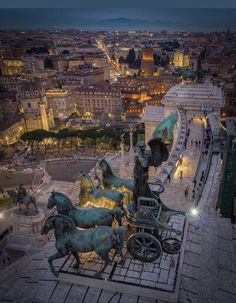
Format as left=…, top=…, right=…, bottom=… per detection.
left=28, top=103, right=31, bottom=108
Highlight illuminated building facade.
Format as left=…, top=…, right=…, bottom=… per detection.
left=141, top=47, right=154, bottom=77
left=46, top=88, right=77, bottom=119
left=77, top=85, right=123, bottom=120
left=173, top=51, right=189, bottom=68
left=19, top=81, right=54, bottom=131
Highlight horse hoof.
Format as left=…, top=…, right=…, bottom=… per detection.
left=95, top=272, right=101, bottom=278
left=53, top=271, right=59, bottom=278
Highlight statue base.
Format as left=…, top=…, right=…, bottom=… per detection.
left=58, top=215, right=187, bottom=302
left=6, top=208, right=44, bottom=226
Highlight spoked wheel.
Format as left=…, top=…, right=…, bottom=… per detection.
left=127, top=232, right=162, bottom=262
left=161, top=237, right=182, bottom=254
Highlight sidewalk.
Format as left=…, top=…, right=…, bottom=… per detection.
left=160, top=115, right=203, bottom=212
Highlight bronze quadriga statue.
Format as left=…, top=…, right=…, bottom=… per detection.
left=41, top=214, right=126, bottom=277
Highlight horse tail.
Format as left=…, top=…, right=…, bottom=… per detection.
left=112, top=226, right=126, bottom=248
left=121, top=191, right=130, bottom=208
left=110, top=208, right=123, bottom=226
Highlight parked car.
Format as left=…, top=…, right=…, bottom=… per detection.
left=0, top=166, right=8, bottom=171
left=23, top=168, right=33, bottom=172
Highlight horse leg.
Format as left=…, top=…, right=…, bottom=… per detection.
left=113, top=208, right=123, bottom=226
left=48, top=251, right=65, bottom=277
left=71, top=250, right=81, bottom=269
left=95, top=252, right=111, bottom=278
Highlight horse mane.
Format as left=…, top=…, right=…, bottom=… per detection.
left=53, top=192, right=75, bottom=210
left=47, top=214, right=77, bottom=231
left=100, top=159, right=115, bottom=178
left=79, top=173, right=94, bottom=190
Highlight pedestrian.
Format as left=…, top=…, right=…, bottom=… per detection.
left=192, top=189, right=196, bottom=199
left=193, top=178, right=197, bottom=187
left=184, top=141, right=187, bottom=149
left=197, top=182, right=202, bottom=191
left=167, top=174, right=171, bottom=182
left=205, top=150, right=208, bottom=157
left=184, top=186, right=189, bottom=197
left=191, top=139, right=193, bottom=146
left=179, top=170, right=183, bottom=179
left=198, top=140, right=201, bottom=146
left=195, top=141, right=198, bottom=147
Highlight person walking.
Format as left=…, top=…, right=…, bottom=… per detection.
left=167, top=174, right=171, bottom=182
left=192, top=189, right=196, bottom=199
left=193, top=178, right=197, bottom=187
left=191, top=139, right=193, bottom=146
left=184, top=186, right=189, bottom=197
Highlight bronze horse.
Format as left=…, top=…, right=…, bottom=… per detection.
left=75, top=172, right=130, bottom=209
left=47, top=191, right=123, bottom=227
left=41, top=214, right=126, bottom=277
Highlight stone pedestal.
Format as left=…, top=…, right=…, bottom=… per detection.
left=3, top=208, right=45, bottom=253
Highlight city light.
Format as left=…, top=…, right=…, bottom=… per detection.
left=190, top=208, right=199, bottom=217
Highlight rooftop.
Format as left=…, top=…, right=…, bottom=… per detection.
left=162, top=83, right=224, bottom=108
left=142, top=105, right=165, bottom=122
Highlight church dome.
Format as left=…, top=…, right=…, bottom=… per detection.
left=21, top=81, right=42, bottom=99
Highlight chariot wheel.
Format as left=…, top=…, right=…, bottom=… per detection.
left=161, top=237, right=182, bottom=254
left=127, top=232, right=162, bottom=262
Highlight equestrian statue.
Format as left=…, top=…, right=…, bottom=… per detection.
left=7, top=184, right=38, bottom=214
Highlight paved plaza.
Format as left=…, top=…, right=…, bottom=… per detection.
left=46, top=158, right=97, bottom=182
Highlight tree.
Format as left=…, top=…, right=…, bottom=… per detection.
left=153, top=54, right=161, bottom=66
left=21, top=129, right=55, bottom=154
left=126, top=48, right=136, bottom=67
left=44, top=57, right=54, bottom=69
left=119, top=56, right=126, bottom=64
left=62, top=50, right=70, bottom=55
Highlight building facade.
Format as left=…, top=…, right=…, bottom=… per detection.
left=46, top=88, right=77, bottom=119
left=77, top=85, right=123, bottom=120
left=19, top=81, right=54, bottom=131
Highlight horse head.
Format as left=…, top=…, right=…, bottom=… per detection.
left=41, top=214, right=77, bottom=237
left=47, top=192, right=74, bottom=214
left=47, top=191, right=56, bottom=210
left=99, top=159, right=114, bottom=178
left=76, top=172, right=94, bottom=192
left=7, top=190, right=18, bottom=203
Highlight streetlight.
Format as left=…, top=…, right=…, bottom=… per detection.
left=190, top=208, right=198, bottom=217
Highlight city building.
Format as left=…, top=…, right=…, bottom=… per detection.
left=141, top=47, right=154, bottom=77
left=19, top=81, right=54, bottom=131
left=77, top=84, right=123, bottom=120
left=173, top=51, right=189, bottom=68
left=162, top=83, right=224, bottom=116
left=46, top=88, right=77, bottom=119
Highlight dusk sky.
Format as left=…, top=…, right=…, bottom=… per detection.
left=0, top=0, right=236, bottom=8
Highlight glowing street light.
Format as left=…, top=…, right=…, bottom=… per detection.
left=190, top=208, right=198, bottom=217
